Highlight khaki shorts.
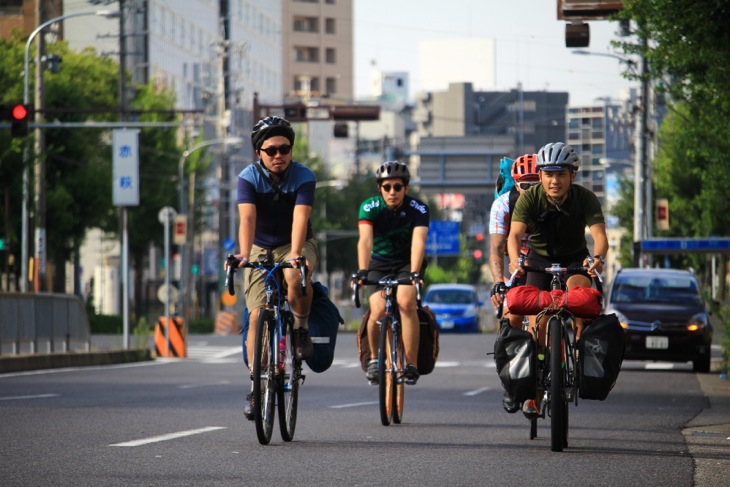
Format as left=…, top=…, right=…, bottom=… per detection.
left=243, top=238, right=319, bottom=310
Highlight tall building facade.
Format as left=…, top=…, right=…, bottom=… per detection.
left=281, top=0, right=353, bottom=103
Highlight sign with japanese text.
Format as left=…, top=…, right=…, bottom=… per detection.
left=112, top=129, right=140, bottom=206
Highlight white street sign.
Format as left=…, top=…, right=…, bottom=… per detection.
left=112, top=129, right=140, bottom=206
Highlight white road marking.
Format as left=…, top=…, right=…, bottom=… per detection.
left=330, top=401, right=379, bottom=409
left=178, top=380, right=231, bottom=389
left=645, top=362, right=677, bottom=370
left=0, top=360, right=164, bottom=378
left=0, top=393, right=60, bottom=401
left=463, top=387, right=490, bottom=396
left=109, top=426, right=226, bottom=447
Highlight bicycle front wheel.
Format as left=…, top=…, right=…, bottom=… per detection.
left=277, top=312, right=299, bottom=442
left=391, top=325, right=405, bottom=424
left=253, top=309, right=276, bottom=445
left=378, top=315, right=395, bottom=426
left=549, top=316, right=566, bottom=452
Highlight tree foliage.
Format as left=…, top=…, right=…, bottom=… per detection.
left=614, top=1, right=730, bottom=279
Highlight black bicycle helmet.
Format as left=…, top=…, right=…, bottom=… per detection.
left=251, top=116, right=296, bottom=150
left=536, top=142, right=580, bottom=171
left=375, top=161, right=410, bottom=184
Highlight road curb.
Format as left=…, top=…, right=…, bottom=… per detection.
left=0, top=349, right=153, bottom=373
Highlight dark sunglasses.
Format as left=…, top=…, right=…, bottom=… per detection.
left=381, top=183, right=404, bottom=192
left=259, top=144, right=291, bottom=156
left=518, top=181, right=539, bottom=190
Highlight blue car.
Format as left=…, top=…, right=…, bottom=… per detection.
left=422, top=284, right=483, bottom=333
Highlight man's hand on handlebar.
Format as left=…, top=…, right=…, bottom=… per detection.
left=584, top=256, right=604, bottom=280
left=490, top=282, right=506, bottom=307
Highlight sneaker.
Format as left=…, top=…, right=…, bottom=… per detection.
left=502, top=391, right=519, bottom=413
left=522, top=399, right=540, bottom=420
left=366, top=359, right=379, bottom=384
left=243, top=393, right=254, bottom=421
left=403, top=364, right=419, bottom=385
left=292, top=328, right=314, bottom=361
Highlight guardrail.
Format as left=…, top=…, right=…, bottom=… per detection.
left=0, top=293, right=91, bottom=355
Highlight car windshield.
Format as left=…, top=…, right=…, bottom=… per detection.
left=611, top=274, right=702, bottom=304
left=426, top=290, right=474, bottom=304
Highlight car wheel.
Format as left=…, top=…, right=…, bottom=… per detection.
left=693, top=352, right=711, bottom=373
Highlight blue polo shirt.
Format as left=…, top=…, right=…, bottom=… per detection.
left=237, top=161, right=316, bottom=248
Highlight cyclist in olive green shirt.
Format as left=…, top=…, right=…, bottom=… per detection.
left=507, top=142, right=608, bottom=419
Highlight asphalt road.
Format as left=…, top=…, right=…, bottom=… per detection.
left=0, top=333, right=726, bottom=486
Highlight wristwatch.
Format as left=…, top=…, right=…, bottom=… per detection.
left=593, top=255, right=605, bottom=264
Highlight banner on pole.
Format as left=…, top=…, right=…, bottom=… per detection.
left=113, top=129, right=140, bottom=206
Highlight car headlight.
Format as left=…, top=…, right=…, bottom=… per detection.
left=463, top=305, right=477, bottom=318
left=687, top=313, right=709, bottom=332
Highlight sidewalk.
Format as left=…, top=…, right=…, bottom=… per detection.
left=683, top=372, right=730, bottom=487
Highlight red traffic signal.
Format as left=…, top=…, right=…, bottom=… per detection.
left=472, top=249, right=483, bottom=259
left=3, top=103, right=31, bottom=138
left=11, top=104, right=28, bottom=121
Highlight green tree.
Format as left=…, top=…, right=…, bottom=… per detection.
left=126, top=82, right=183, bottom=319
left=615, top=1, right=730, bottom=282
left=43, top=43, right=120, bottom=291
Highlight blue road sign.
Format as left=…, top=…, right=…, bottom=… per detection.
left=641, top=238, right=730, bottom=253
left=426, top=220, right=460, bottom=256
left=222, top=238, right=236, bottom=252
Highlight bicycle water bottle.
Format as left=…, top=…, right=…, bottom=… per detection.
left=278, top=336, right=287, bottom=372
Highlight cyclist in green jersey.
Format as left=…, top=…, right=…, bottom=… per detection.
left=354, top=161, right=430, bottom=385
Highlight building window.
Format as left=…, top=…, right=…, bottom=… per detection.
left=0, top=0, right=22, bottom=14
left=325, top=18, right=335, bottom=34
left=325, top=0, right=335, bottom=4
left=326, top=77, right=337, bottom=94
left=325, top=48, right=336, bottom=64
left=293, top=16, right=319, bottom=33
left=294, top=46, right=319, bottom=63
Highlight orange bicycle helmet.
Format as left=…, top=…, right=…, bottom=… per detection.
left=511, top=154, right=538, bottom=181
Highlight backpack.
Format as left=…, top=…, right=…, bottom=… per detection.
left=578, top=313, right=625, bottom=400
left=493, top=323, right=537, bottom=404
left=494, top=157, right=515, bottom=199
left=305, top=281, right=344, bottom=373
left=356, top=306, right=440, bottom=376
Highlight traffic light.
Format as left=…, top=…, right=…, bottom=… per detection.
left=2, top=103, right=31, bottom=138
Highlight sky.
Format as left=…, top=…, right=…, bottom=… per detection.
left=354, top=0, right=634, bottom=106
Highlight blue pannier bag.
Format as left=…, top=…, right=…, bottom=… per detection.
left=306, top=281, right=344, bottom=373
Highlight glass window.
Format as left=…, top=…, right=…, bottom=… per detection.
left=326, top=48, right=336, bottom=63
left=326, top=77, right=337, bottom=94
left=325, top=18, right=336, bottom=34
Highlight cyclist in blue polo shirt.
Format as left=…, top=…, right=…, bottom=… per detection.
left=235, top=116, right=319, bottom=421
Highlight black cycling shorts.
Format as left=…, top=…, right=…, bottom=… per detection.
left=367, top=259, right=426, bottom=290
left=524, top=251, right=589, bottom=290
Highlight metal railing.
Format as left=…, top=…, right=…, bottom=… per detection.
left=0, top=293, right=91, bottom=355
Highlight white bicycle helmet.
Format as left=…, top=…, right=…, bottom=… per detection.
left=536, top=142, right=580, bottom=171
left=375, top=161, right=410, bottom=184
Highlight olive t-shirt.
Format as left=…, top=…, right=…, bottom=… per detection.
left=511, top=184, right=605, bottom=259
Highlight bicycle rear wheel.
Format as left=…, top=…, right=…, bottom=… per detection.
left=378, top=316, right=395, bottom=426
left=549, top=316, right=566, bottom=452
left=391, top=326, right=405, bottom=424
left=277, top=312, right=299, bottom=442
left=253, top=309, right=276, bottom=445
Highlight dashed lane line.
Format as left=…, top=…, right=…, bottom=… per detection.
left=109, top=426, right=226, bottom=447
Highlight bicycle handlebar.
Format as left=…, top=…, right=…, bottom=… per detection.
left=350, top=275, right=422, bottom=309
left=224, top=253, right=308, bottom=297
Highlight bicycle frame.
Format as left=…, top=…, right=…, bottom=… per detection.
left=225, top=252, right=307, bottom=445
left=352, top=274, right=421, bottom=426
left=501, top=257, right=602, bottom=452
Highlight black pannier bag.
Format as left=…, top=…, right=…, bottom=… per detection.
left=305, top=281, right=344, bottom=373
left=493, top=324, right=536, bottom=404
left=578, top=313, right=625, bottom=400
left=416, top=306, right=440, bottom=375
left=356, top=307, right=440, bottom=376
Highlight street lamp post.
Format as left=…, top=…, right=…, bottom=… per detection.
left=177, top=137, right=244, bottom=322
left=573, top=48, right=650, bottom=264
left=20, top=9, right=120, bottom=292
